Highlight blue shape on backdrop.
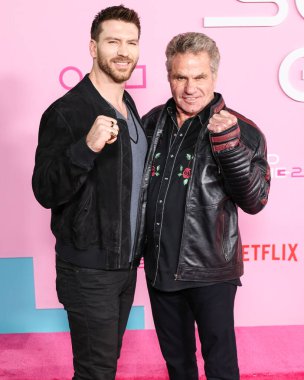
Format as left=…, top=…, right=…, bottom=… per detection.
left=0, top=258, right=144, bottom=333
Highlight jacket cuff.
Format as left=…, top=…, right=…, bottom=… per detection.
left=210, top=124, right=240, bottom=153
left=69, top=137, right=99, bottom=169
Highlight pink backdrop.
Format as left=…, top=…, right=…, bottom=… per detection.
left=1, top=0, right=304, bottom=329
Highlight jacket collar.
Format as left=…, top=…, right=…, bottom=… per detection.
left=78, top=74, right=140, bottom=121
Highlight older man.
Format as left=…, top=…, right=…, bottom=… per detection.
left=135, top=32, right=270, bottom=380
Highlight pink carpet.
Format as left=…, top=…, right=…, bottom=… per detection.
left=1, top=326, right=304, bottom=379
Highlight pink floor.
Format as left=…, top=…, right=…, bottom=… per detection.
left=1, top=326, right=304, bottom=379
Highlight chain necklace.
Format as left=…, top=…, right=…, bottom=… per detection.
left=127, top=108, right=139, bottom=144
left=105, top=98, right=139, bottom=144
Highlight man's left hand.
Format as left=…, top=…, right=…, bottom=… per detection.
left=207, top=110, right=237, bottom=133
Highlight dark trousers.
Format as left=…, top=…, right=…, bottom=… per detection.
left=56, top=256, right=137, bottom=380
left=147, top=282, right=239, bottom=380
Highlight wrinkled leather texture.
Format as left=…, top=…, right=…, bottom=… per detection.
left=134, top=94, right=270, bottom=281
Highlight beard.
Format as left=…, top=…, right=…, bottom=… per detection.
left=97, top=56, right=137, bottom=84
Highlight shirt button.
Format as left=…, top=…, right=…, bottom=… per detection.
left=170, top=154, right=174, bottom=158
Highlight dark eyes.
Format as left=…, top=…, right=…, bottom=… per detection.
left=175, top=76, right=207, bottom=81
left=108, top=40, right=138, bottom=45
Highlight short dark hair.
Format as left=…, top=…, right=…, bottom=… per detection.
left=91, top=5, right=141, bottom=41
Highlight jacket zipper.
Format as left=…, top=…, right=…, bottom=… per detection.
left=139, top=114, right=167, bottom=285
left=174, top=125, right=210, bottom=280
left=150, top=127, right=167, bottom=286
left=118, top=130, right=123, bottom=268
left=129, top=102, right=149, bottom=270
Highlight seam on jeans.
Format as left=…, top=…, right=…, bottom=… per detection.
left=75, top=272, right=95, bottom=374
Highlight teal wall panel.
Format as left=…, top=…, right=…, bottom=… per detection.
left=0, top=258, right=144, bottom=333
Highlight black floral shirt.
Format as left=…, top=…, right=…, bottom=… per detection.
left=146, top=102, right=205, bottom=291
left=146, top=100, right=241, bottom=291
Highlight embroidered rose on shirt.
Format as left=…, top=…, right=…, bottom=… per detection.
left=151, top=153, right=161, bottom=177
left=178, top=154, right=193, bottom=185
left=182, top=168, right=191, bottom=179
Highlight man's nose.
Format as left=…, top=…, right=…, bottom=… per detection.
left=184, top=80, right=196, bottom=93
left=117, top=43, right=129, bottom=56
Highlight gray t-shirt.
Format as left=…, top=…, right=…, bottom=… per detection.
left=115, top=106, right=147, bottom=259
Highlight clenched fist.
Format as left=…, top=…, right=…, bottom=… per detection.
left=86, top=115, right=119, bottom=153
left=207, top=110, right=237, bottom=133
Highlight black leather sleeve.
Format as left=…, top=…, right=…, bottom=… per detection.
left=210, top=120, right=270, bottom=215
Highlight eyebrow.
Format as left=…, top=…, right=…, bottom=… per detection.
left=173, top=73, right=207, bottom=79
left=104, top=37, right=120, bottom=41
left=104, top=37, right=139, bottom=42
left=194, top=73, right=208, bottom=78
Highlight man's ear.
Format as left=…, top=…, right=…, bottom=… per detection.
left=89, top=39, right=97, bottom=58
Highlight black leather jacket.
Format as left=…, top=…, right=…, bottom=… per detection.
left=133, top=94, right=270, bottom=282
left=32, top=74, right=143, bottom=269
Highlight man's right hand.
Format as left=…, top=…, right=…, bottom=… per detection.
left=86, top=115, right=119, bottom=152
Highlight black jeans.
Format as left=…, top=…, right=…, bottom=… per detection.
left=147, top=282, right=239, bottom=380
left=56, top=256, right=137, bottom=380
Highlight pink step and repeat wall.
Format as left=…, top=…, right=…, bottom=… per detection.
left=1, top=0, right=304, bottom=330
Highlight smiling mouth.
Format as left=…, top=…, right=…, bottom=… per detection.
left=183, top=97, right=198, bottom=104
left=112, top=60, right=132, bottom=70
left=113, top=59, right=132, bottom=64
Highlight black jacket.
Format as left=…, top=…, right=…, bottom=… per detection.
left=133, top=94, right=270, bottom=282
left=32, top=74, right=143, bottom=269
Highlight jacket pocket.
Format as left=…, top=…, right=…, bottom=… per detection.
left=221, top=200, right=239, bottom=263
left=72, top=184, right=99, bottom=248
left=181, top=201, right=238, bottom=268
